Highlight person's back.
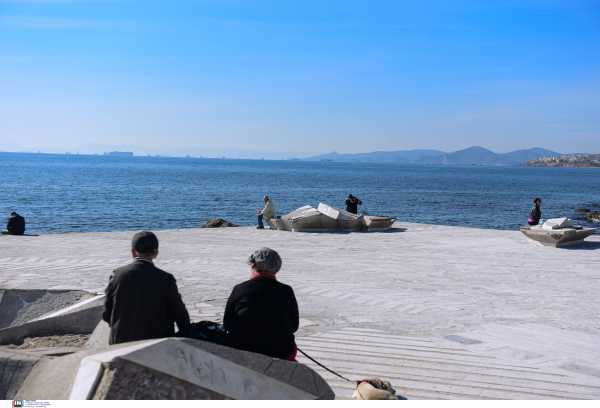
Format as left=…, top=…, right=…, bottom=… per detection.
left=262, top=199, right=275, bottom=219
left=102, top=231, right=189, bottom=345
left=7, top=212, right=25, bottom=235
left=225, top=278, right=298, bottom=359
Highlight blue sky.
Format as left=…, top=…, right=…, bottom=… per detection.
left=1, top=0, right=599, bottom=154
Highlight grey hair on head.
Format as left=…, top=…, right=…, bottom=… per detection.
left=247, top=247, right=282, bottom=274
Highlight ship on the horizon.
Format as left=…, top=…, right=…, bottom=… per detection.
left=320, top=158, right=332, bottom=162
left=104, top=151, right=133, bottom=157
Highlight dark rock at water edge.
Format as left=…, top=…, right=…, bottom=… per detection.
left=576, top=208, right=591, bottom=212
left=586, top=212, right=600, bottom=220
left=201, top=218, right=240, bottom=228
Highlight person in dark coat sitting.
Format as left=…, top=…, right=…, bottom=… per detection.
left=3, top=212, right=26, bottom=235
left=345, top=194, right=362, bottom=214
left=224, top=247, right=299, bottom=360
left=102, top=231, right=190, bottom=345
left=528, top=198, right=542, bottom=225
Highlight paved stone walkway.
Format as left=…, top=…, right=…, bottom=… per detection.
left=1, top=223, right=599, bottom=399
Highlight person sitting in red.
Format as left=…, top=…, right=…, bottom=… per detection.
left=223, top=247, right=299, bottom=361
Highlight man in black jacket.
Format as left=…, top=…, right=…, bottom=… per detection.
left=4, top=212, right=26, bottom=235
left=345, top=194, right=362, bottom=214
left=102, top=231, right=190, bottom=345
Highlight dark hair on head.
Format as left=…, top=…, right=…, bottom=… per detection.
left=10, top=212, right=16, bottom=216
left=534, top=198, right=541, bottom=203
left=348, top=194, right=353, bottom=198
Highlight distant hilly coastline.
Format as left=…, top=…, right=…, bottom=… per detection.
left=304, top=146, right=567, bottom=166
left=0, top=142, right=582, bottom=166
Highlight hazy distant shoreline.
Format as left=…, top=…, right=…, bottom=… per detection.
left=2, top=145, right=593, bottom=166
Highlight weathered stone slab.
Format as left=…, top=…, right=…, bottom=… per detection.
left=0, top=290, right=93, bottom=329
left=83, top=320, right=110, bottom=349
left=0, top=349, right=49, bottom=399
left=520, top=225, right=597, bottom=247
left=15, top=338, right=335, bottom=400
left=0, top=298, right=104, bottom=345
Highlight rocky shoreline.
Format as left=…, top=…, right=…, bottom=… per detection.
left=522, top=162, right=600, bottom=168
left=587, top=211, right=600, bottom=220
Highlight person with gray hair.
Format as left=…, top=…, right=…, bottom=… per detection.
left=223, top=247, right=299, bottom=360
left=256, top=195, right=275, bottom=229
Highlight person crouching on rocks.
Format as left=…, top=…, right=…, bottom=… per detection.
left=257, top=195, right=275, bottom=229
left=528, top=198, right=542, bottom=225
left=102, top=231, right=190, bottom=345
left=224, top=247, right=299, bottom=361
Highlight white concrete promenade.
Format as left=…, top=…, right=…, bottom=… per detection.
left=1, top=223, right=599, bottom=399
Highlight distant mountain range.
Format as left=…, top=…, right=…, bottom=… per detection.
left=304, top=146, right=567, bottom=166
left=0, top=143, right=577, bottom=165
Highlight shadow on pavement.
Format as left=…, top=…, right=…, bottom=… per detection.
left=562, top=241, right=600, bottom=251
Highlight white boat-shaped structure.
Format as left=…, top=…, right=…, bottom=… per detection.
left=265, top=203, right=396, bottom=232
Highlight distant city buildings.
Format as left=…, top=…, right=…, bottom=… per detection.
left=524, top=153, right=600, bottom=167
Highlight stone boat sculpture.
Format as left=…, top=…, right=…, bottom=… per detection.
left=265, top=203, right=396, bottom=232
left=519, top=217, right=597, bottom=247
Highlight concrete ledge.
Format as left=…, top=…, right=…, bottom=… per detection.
left=0, top=349, right=50, bottom=399
left=83, top=320, right=110, bottom=349
left=0, top=301, right=103, bottom=345
left=14, top=338, right=335, bottom=400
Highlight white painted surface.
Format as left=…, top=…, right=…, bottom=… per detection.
left=542, top=218, right=572, bottom=230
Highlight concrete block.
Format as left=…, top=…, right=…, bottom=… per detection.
left=83, top=320, right=110, bottom=349
left=542, top=217, right=573, bottom=230
left=0, top=290, right=93, bottom=329
left=15, top=338, right=335, bottom=400
left=520, top=225, right=597, bottom=247
left=93, top=357, right=228, bottom=399
left=0, top=349, right=49, bottom=399
left=0, top=300, right=104, bottom=345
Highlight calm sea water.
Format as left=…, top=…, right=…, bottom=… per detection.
left=1, top=153, right=598, bottom=235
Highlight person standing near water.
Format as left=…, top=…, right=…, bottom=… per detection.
left=345, top=194, right=362, bottom=214
left=257, top=195, right=275, bottom=229
left=528, top=198, right=542, bottom=225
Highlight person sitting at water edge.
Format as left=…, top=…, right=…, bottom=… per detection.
left=102, top=231, right=190, bottom=345
left=257, top=195, right=275, bottom=229
left=528, top=198, right=542, bottom=225
left=345, top=194, right=362, bottom=214
left=1, top=212, right=26, bottom=235
left=224, top=247, right=299, bottom=360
